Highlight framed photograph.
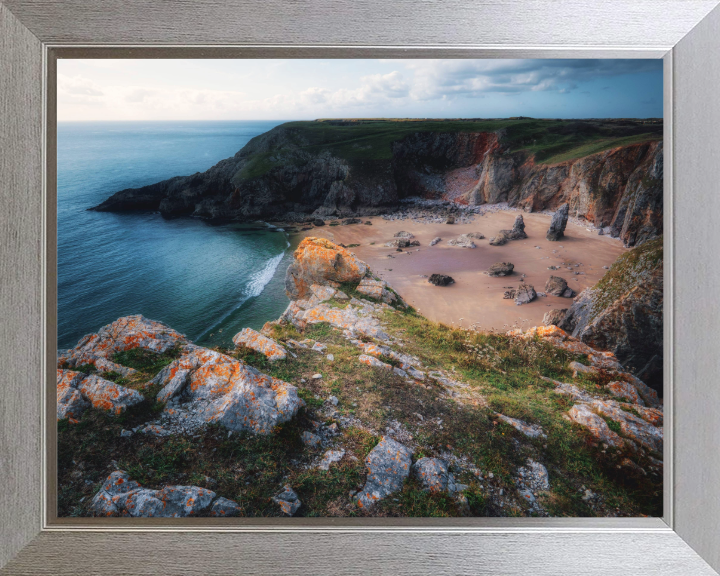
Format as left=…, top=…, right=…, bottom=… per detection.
left=2, top=1, right=720, bottom=574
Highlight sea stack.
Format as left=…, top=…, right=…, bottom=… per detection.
left=508, top=214, right=528, bottom=240
left=546, top=203, right=569, bottom=241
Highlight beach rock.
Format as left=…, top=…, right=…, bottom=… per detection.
left=313, top=219, right=325, bottom=226
left=489, top=230, right=510, bottom=246
left=429, top=237, right=442, bottom=246
left=285, top=237, right=368, bottom=300
left=210, top=497, right=242, bottom=517
left=546, top=203, right=569, bottom=241
left=514, top=284, right=536, bottom=305
left=542, top=309, right=568, bottom=327
left=428, top=274, right=455, bottom=286
left=318, top=449, right=345, bottom=471
left=273, top=485, right=301, bottom=516
left=394, top=231, right=414, bottom=238
left=56, top=369, right=90, bottom=421
left=567, top=403, right=624, bottom=447
left=342, top=218, right=361, bottom=225
left=355, top=437, right=413, bottom=509
left=503, top=289, right=516, bottom=300
left=446, top=216, right=455, bottom=224
left=77, top=374, right=144, bottom=415
left=233, top=328, right=287, bottom=361
left=58, top=315, right=187, bottom=374
left=508, top=214, right=528, bottom=240
left=412, top=458, right=450, bottom=493
left=545, top=276, right=573, bottom=297
left=488, top=262, right=514, bottom=277
left=385, top=238, right=420, bottom=248
left=150, top=345, right=304, bottom=434
left=448, top=234, right=477, bottom=248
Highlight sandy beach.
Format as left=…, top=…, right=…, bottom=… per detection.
left=299, top=210, right=626, bottom=332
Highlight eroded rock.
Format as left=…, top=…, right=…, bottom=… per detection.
left=545, top=276, right=574, bottom=298
left=56, top=369, right=90, bottom=420
left=355, top=437, right=413, bottom=508
left=78, top=374, right=144, bottom=415
left=568, top=403, right=624, bottom=447
left=233, top=328, right=287, bottom=361
left=543, top=309, right=568, bottom=326
left=546, top=203, right=569, bottom=241
left=514, top=284, right=536, bottom=305
left=429, top=274, right=455, bottom=286
left=488, top=262, right=514, bottom=277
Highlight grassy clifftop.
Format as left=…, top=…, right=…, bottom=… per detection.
left=256, top=118, right=662, bottom=166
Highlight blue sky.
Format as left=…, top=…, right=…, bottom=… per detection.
left=57, top=59, right=663, bottom=121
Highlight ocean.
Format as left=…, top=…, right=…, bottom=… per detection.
left=57, top=120, right=295, bottom=350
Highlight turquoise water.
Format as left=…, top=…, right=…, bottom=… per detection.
left=57, top=120, right=296, bottom=350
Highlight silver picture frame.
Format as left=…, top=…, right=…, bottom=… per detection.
left=1, top=1, right=719, bottom=573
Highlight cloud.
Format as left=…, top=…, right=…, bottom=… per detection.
left=402, top=59, right=661, bottom=100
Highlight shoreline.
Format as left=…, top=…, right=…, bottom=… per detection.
left=283, top=207, right=626, bottom=332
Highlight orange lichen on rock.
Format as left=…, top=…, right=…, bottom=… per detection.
left=56, top=369, right=90, bottom=420
left=285, top=237, right=368, bottom=300
left=232, top=328, right=287, bottom=361
left=77, top=374, right=144, bottom=415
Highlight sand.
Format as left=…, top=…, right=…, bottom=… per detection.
left=296, top=211, right=626, bottom=332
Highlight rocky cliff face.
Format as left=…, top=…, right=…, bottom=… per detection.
left=92, top=123, right=662, bottom=246
left=559, top=237, right=663, bottom=393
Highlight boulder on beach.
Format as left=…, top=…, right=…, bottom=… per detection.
left=428, top=274, right=455, bottom=286
left=385, top=238, right=420, bottom=248
left=394, top=231, right=414, bottom=238
left=545, top=275, right=575, bottom=298
left=488, top=262, right=514, bottom=277
left=342, top=218, right=361, bottom=225
left=508, top=214, right=528, bottom=240
left=448, top=234, right=477, bottom=248
left=446, top=216, right=455, bottom=224
left=543, top=309, right=568, bottom=326
left=429, top=237, right=442, bottom=246
left=514, top=284, right=537, bottom=305
left=489, top=230, right=510, bottom=246
left=546, top=203, right=569, bottom=241
left=285, top=237, right=368, bottom=300
left=313, top=219, right=325, bottom=227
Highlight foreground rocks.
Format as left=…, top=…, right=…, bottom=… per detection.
left=544, top=275, right=575, bottom=298
left=285, top=237, right=368, bottom=300
left=91, top=471, right=218, bottom=517
left=233, top=327, right=287, bottom=361
left=542, top=309, right=568, bottom=327
left=514, top=284, right=537, bottom=305
left=58, top=314, right=187, bottom=377
left=151, top=345, right=304, bottom=435
left=546, top=203, right=569, bottom=241
left=355, top=437, right=413, bottom=508
left=56, top=369, right=143, bottom=419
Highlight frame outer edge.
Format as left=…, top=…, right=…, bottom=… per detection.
left=672, top=3, right=720, bottom=573
left=0, top=2, right=44, bottom=570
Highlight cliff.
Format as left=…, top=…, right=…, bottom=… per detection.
left=92, top=118, right=663, bottom=246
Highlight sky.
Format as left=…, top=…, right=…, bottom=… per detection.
left=57, top=59, right=663, bottom=122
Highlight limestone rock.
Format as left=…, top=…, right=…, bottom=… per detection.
left=355, top=437, right=413, bottom=508
left=568, top=403, right=624, bottom=447
left=542, top=309, right=568, bottom=327
left=514, top=284, right=536, bottom=305
left=488, top=262, right=514, bottom=277
left=285, top=237, right=368, bottom=300
left=309, top=283, right=337, bottom=302
left=356, top=277, right=396, bottom=303
left=497, top=414, right=546, bottom=438
left=412, top=458, right=450, bottom=493
left=273, top=485, right=301, bottom=516
left=233, top=327, right=287, bottom=361
left=606, top=381, right=645, bottom=406
left=151, top=345, right=304, bottom=435
left=56, top=369, right=90, bottom=420
left=210, top=497, right=242, bottom=517
left=517, top=459, right=550, bottom=492
left=318, top=449, right=345, bottom=471
left=58, top=314, right=187, bottom=374
left=546, top=203, right=569, bottom=241
left=359, top=354, right=392, bottom=370
left=590, top=399, right=662, bottom=453
left=428, top=274, right=455, bottom=286
left=78, top=374, right=144, bottom=415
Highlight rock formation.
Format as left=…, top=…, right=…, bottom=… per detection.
left=285, top=237, right=368, bottom=300
left=546, top=203, right=569, bottom=241
left=355, top=437, right=413, bottom=508
left=544, top=275, right=575, bottom=298
left=514, top=284, right=537, bottom=305
left=428, top=274, right=455, bottom=286
left=559, top=237, right=663, bottom=392
left=542, top=309, right=568, bottom=326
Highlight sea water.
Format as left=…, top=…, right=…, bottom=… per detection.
left=57, top=120, right=295, bottom=350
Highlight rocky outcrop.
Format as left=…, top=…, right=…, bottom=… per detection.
left=428, top=274, right=455, bottom=286
left=355, top=437, right=413, bottom=508
left=58, top=314, right=187, bottom=376
left=56, top=369, right=143, bottom=419
left=544, top=275, right=575, bottom=298
left=285, top=237, right=368, bottom=300
left=542, top=309, right=568, bottom=326
left=233, top=327, right=288, bottom=361
left=493, top=214, right=528, bottom=245
left=546, top=203, right=569, bottom=241
left=559, top=237, right=663, bottom=392
left=56, top=370, right=90, bottom=420
left=150, top=345, right=304, bottom=434
left=92, top=121, right=662, bottom=246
